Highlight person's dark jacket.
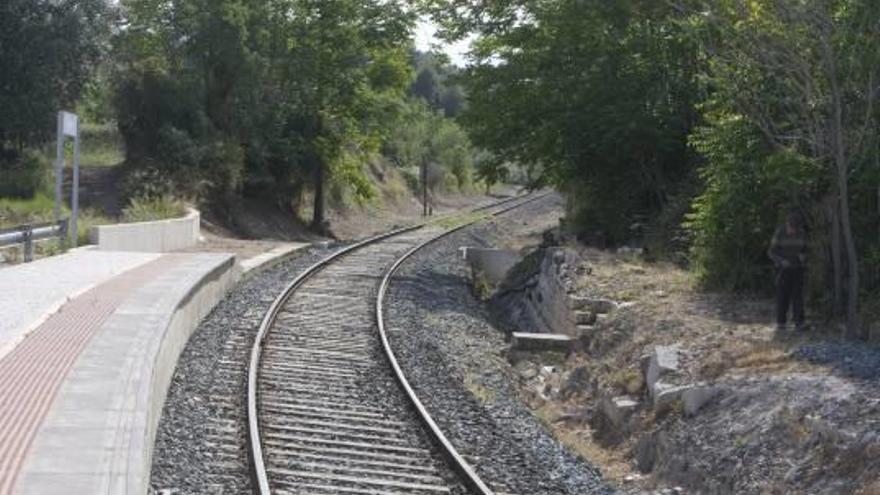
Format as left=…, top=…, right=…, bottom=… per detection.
left=768, top=225, right=807, bottom=269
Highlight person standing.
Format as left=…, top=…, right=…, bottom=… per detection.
left=768, top=212, right=809, bottom=333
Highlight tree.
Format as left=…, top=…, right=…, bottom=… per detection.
left=426, top=0, right=701, bottom=241
left=694, top=0, right=880, bottom=338
left=0, top=0, right=111, bottom=152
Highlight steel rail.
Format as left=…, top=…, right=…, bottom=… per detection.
left=246, top=192, right=546, bottom=494
left=374, top=192, right=550, bottom=495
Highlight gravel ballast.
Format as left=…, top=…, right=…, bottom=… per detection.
left=384, top=194, right=616, bottom=495
left=150, top=247, right=336, bottom=494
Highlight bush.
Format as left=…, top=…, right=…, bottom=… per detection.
left=0, top=151, right=49, bottom=199
left=685, top=114, right=821, bottom=292
left=122, top=195, right=187, bottom=223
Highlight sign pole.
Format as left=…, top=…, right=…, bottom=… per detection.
left=54, top=112, right=64, bottom=222
left=71, top=118, right=80, bottom=247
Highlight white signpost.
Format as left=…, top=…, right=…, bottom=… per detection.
left=54, top=111, right=81, bottom=247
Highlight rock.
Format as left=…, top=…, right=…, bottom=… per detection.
left=653, top=381, right=690, bottom=409
left=647, top=345, right=681, bottom=397
left=682, top=385, right=723, bottom=416
left=600, top=395, right=640, bottom=427
left=552, top=249, right=567, bottom=265
left=561, top=366, right=590, bottom=398
left=518, top=364, right=539, bottom=381
left=464, top=248, right=522, bottom=285
left=568, top=296, right=618, bottom=314
left=540, top=365, right=557, bottom=377
left=635, top=432, right=659, bottom=473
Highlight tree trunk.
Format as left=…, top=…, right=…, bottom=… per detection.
left=823, top=34, right=861, bottom=339
left=839, top=169, right=861, bottom=339
left=829, top=196, right=843, bottom=317
left=311, top=159, right=325, bottom=233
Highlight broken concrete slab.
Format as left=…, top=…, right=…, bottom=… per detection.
left=463, top=247, right=521, bottom=285
left=647, top=345, right=681, bottom=397
left=682, top=384, right=724, bottom=416
left=575, top=311, right=597, bottom=325
left=512, top=332, right=573, bottom=352
left=653, top=381, right=690, bottom=409
left=568, top=296, right=618, bottom=314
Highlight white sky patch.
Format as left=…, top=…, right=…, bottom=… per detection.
left=414, top=18, right=475, bottom=67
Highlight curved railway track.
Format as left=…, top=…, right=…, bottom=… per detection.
left=247, top=194, right=546, bottom=495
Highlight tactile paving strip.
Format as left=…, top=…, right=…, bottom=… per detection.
left=0, top=255, right=182, bottom=493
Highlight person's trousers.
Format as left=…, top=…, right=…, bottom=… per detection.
left=776, top=267, right=805, bottom=326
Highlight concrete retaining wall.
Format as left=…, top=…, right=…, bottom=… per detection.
left=91, top=209, right=200, bottom=253
left=16, top=253, right=240, bottom=494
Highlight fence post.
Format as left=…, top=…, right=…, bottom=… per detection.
left=23, top=227, right=34, bottom=263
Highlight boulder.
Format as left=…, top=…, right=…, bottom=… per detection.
left=646, top=345, right=681, bottom=397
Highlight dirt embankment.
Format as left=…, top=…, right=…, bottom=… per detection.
left=492, top=240, right=880, bottom=494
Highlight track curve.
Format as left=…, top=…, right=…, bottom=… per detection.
left=247, top=194, right=545, bottom=494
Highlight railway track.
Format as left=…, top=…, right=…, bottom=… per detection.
left=247, top=194, right=546, bottom=495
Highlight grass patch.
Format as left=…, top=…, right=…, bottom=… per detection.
left=78, top=123, right=124, bottom=168
left=122, top=195, right=187, bottom=223
left=0, top=193, right=57, bottom=228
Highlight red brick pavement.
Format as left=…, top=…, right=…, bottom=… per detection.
left=0, top=255, right=183, bottom=493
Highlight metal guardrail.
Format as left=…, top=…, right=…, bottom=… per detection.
left=0, top=219, right=68, bottom=262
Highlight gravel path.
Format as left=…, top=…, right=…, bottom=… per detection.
left=384, top=194, right=616, bottom=495
left=150, top=247, right=337, bottom=494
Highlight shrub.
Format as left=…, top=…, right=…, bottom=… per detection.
left=122, top=195, right=186, bottom=223
left=685, top=114, right=821, bottom=292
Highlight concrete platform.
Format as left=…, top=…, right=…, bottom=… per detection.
left=0, top=247, right=161, bottom=360
left=0, top=251, right=240, bottom=494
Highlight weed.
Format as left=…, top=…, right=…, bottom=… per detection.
left=122, top=195, right=186, bottom=223
left=464, top=373, right=496, bottom=404
left=610, top=368, right=644, bottom=395
left=473, top=271, right=493, bottom=300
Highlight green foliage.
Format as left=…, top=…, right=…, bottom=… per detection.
left=384, top=99, right=476, bottom=192
left=0, top=151, right=49, bottom=199
left=79, top=123, right=124, bottom=167
left=0, top=0, right=111, bottom=151
left=0, top=192, right=56, bottom=228
left=685, top=114, right=821, bottom=291
left=432, top=0, right=701, bottom=241
left=122, top=195, right=186, bottom=223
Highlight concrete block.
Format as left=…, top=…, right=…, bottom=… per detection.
left=464, top=247, right=521, bottom=285
left=91, top=209, right=201, bottom=253
left=568, top=296, right=617, bottom=314
left=600, top=395, right=640, bottom=427
left=512, top=332, right=573, bottom=352
left=575, top=311, right=597, bottom=325
left=647, top=345, right=680, bottom=397
left=682, top=385, right=723, bottom=416
left=653, top=381, right=689, bottom=408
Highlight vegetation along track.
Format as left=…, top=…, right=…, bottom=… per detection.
left=247, top=194, right=547, bottom=495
